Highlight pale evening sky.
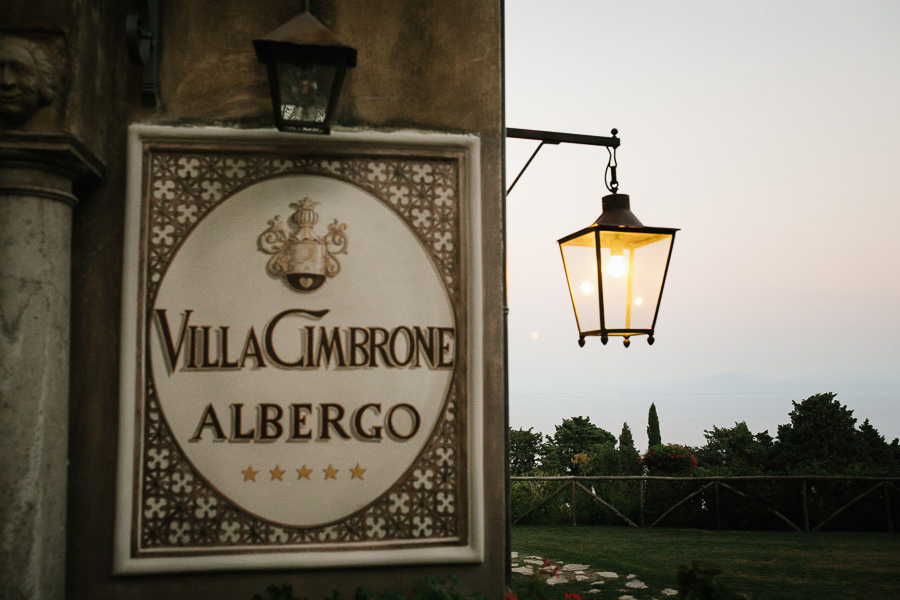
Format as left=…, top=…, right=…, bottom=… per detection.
left=504, top=0, right=900, bottom=449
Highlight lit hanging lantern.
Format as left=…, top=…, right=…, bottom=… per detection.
left=253, top=8, right=357, bottom=134
left=558, top=133, right=678, bottom=347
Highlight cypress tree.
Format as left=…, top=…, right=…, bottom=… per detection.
left=619, top=422, right=636, bottom=452
left=647, top=403, right=662, bottom=448
left=618, top=422, right=642, bottom=474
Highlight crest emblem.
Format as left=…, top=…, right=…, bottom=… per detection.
left=257, top=198, right=348, bottom=291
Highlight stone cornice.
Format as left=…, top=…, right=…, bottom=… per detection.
left=0, top=132, right=105, bottom=205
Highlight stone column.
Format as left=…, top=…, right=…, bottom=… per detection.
left=0, top=133, right=103, bottom=599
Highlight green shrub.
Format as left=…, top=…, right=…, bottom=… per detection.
left=676, top=562, right=754, bottom=599
left=510, top=479, right=569, bottom=525
left=253, top=576, right=486, bottom=600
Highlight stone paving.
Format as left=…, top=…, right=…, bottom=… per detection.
left=510, top=552, right=678, bottom=600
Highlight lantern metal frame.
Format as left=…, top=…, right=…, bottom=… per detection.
left=253, top=8, right=357, bottom=134
left=507, top=127, right=678, bottom=347
left=558, top=204, right=678, bottom=347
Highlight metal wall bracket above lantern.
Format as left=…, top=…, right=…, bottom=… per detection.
left=253, top=9, right=357, bottom=134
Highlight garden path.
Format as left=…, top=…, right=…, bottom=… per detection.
left=510, top=553, right=678, bottom=600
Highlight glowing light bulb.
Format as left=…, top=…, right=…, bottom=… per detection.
left=608, top=254, right=628, bottom=278
left=634, top=297, right=643, bottom=306
left=579, top=281, right=595, bottom=295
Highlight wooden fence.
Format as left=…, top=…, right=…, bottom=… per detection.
left=510, top=475, right=900, bottom=532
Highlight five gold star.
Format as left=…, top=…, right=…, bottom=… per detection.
left=243, top=463, right=365, bottom=481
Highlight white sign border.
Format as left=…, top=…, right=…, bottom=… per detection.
left=115, top=125, right=484, bottom=574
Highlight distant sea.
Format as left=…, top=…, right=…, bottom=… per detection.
left=509, top=372, right=900, bottom=450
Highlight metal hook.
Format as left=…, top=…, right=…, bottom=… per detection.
left=605, top=128, right=619, bottom=194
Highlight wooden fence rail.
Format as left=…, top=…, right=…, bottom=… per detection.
left=510, top=475, right=900, bottom=532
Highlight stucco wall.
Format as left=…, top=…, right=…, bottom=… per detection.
left=59, top=1, right=505, bottom=599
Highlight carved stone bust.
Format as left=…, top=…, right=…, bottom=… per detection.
left=0, top=37, right=56, bottom=125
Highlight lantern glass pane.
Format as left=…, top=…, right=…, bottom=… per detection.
left=276, top=63, right=337, bottom=125
left=560, top=232, right=600, bottom=334
left=597, top=230, right=673, bottom=331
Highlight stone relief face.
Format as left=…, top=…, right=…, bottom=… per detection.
left=0, top=38, right=55, bottom=124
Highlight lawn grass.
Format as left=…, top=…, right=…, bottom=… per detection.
left=511, top=525, right=900, bottom=600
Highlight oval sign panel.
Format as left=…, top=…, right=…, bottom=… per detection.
left=151, top=175, right=455, bottom=527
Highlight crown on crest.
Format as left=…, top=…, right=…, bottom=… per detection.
left=257, top=198, right=348, bottom=292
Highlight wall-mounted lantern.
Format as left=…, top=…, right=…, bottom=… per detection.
left=253, top=8, right=357, bottom=134
left=507, top=128, right=678, bottom=348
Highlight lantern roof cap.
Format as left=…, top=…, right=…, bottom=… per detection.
left=259, top=10, right=351, bottom=48
left=594, top=194, right=645, bottom=227
left=253, top=11, right=357, bottom=68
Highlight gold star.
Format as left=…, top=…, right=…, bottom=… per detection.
left=270, top=465, right=285, bottom=481
left=296, top=465, right=312, bottom=480
left=351, top=464, right=366, bottom=480
left=241, top=466, right=258, bottom=482
left=324, top=464, right=338, bottom=480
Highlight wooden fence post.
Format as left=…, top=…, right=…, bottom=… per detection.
left=715, top=480, right=721, bottom=530
left=640, top=478, right=646, bottom=527
left=800, top=479, right=810, bottom=532
left=571, top=480, right=577, bottom=526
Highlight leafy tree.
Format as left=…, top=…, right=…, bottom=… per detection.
left=855, top=418, right=895, bottom=471
left=508, top=427, right=544, bottom=476
left=695, top=421, right=772, bottom=474
left=574, top=441, right=620, bottom=475
left=542, top=416, right=615, bottom=475
left=891, top=438, right=900, bottom=466
left=770, top=392, right=881, bottom=473
left=755, top=429, right=774, bottom=447
left=647, top=403, right=662, bottom=448
left=561, top=423, right=642, bottom=476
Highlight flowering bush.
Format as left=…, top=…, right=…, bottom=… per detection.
left=642, top=443, right=698, bottom=475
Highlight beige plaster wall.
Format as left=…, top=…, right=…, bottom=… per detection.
left=58, top=1, right=506, bottom=599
